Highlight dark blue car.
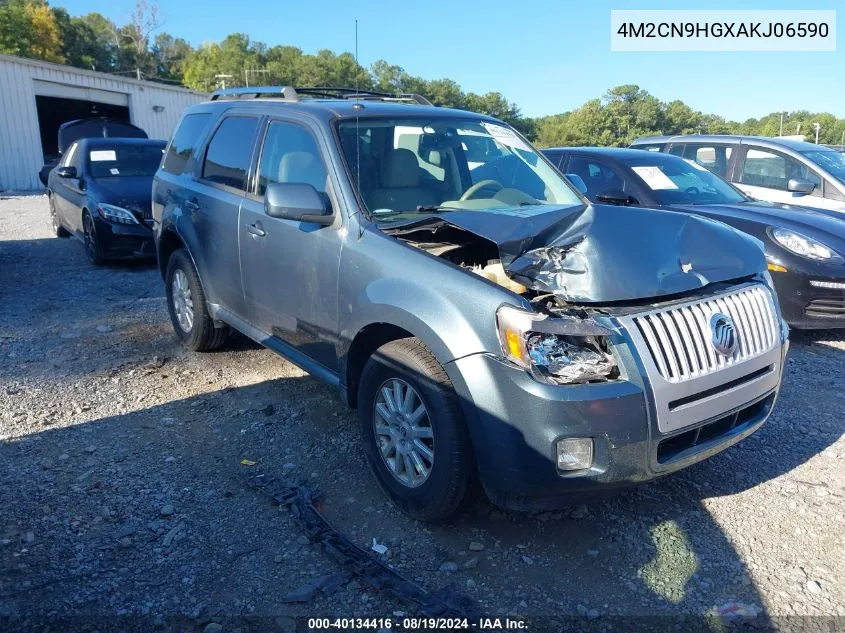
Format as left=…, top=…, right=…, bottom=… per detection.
left=543, top=147, right=845, bottom=329
left=47, top=137, right=166, bottom=265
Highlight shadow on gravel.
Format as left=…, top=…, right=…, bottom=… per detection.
left=7, top=349, right=837, bottom=627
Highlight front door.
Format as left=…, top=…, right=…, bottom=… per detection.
left=238, top=118, right=342, bottom=372
left=734, top=146, right=824, bottom=208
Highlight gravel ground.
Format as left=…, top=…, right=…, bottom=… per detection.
left=1, top=194, right=843, bottom=631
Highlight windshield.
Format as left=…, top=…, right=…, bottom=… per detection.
left=337, top=117, right=581, bottom=222
left=87, top=145, right=164, bottom=178
left=803, top=150, right=845, bottom=182
left=626, top=155, right=747, bottom=205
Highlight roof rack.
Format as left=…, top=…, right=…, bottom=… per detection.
left=209, top=85, right=432, bottom=106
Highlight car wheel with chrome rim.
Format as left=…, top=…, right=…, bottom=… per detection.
left=358, top=338, right=475, bottom=522
left=164, top=248, right=229, bottom=352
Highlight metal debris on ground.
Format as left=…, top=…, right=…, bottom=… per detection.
left=242, top=470, right=479, bottom=617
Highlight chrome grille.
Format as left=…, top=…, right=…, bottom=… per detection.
left=632, top=285, right=779, bottom=383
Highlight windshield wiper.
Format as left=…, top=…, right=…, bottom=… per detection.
left=415, top=205, right=458, bottom=213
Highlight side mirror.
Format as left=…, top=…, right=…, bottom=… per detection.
left=565, top=173, right=588, bottom=195
left=596, top=188, right=635, bottom=205
left=787, top=178, right=816, bottom=195
left=55, top=166, right=77, bottom=179
left=264, top=182, right=332, bottom=226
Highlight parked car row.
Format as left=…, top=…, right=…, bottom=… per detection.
left=542, top=147, right=845, bottom=329
left=41, top=87, right=844, bottom=522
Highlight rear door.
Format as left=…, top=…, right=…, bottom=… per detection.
left=189, top=114, right=261, bottom=316
left=238, top=117, right=342, bottom=372
left=672, top=143, right=738, bottom=181
left=734, top=145, right=823, bottom=206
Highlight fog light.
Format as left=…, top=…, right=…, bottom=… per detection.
left=556, top=438, right=594, bottom=471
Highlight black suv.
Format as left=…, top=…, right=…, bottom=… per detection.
left=152, top=87, right=788, bottom=521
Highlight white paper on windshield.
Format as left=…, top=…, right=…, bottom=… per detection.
left=632, top=165, right=678, bottom=190
left=109, top=168, right=120, bottom=175
left=479, top=122, right=531, bottom=152
left=90, top=150, right=117, bottom=162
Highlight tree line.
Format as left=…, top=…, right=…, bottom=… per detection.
left=2, top=0, right=844, bottom=146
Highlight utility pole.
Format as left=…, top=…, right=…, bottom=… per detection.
left=779, top=112, right=785, bottom=136
left=813, top=122, right=821, bottom=144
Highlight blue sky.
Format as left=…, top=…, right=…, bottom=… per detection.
left=58, top=0, right=843, bottom=120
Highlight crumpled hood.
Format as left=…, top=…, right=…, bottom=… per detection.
left=392, top=203, right=767, bottom=303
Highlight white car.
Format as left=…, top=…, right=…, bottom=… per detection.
left=631, top=135, right=845, bottom=214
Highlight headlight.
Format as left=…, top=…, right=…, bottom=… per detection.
left=495, top=305, right=617, bottom=385
left=97, top=203, right=139, bottom=225
left=770, top=227, right=843, bottom=263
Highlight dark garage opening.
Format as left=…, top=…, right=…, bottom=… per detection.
left=35, top=95, right=130, bottom=162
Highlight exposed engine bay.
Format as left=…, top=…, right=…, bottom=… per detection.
left=380, top=203, right=768, bottom=385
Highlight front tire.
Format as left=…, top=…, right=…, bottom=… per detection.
left=165, top=249, right=229, bottom=352
left=358, top=338, right=475, bottom=523
left=82, top=211, right=104, bottom=265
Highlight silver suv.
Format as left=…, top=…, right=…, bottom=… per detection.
left=152, top=87, right=789, bottom=521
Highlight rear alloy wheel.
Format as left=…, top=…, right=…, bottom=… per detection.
left=49, top=195, right=70, bottom=238
left=165, top=249, right=229, bottom=352
left=82, top=212, right=104, bottom=266
left=359, top=338, right=475, bottom=523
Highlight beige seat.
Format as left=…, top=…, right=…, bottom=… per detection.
left=366, top=149, right=439, bottom=212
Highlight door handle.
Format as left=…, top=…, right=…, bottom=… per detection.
left=183, top=199, right=199, bottom=211
left=245, top=222, right=266, bottom=237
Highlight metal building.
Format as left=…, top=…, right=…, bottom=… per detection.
left=0, top=54, right=206, bottom=191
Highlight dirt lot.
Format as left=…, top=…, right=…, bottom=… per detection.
left=1, top=194, right=843, bottom=631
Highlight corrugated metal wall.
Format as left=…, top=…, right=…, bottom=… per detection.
left=0, top=54, right=206, bottom=191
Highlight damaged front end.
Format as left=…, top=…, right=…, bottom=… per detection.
left=382, top=201, right=767, bottom=385
left=496, top=305, right=618, bottom=385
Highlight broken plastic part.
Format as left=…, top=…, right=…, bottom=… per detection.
left=526, top=334, right=616, bottom=384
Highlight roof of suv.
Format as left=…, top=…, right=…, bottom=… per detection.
left=198, top=93, right=499, bottom=123
left=184, top=86, right=518, bottom=127
left=631, top=134, right=825, bottom=153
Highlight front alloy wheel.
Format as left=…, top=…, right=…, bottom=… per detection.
left=373, top=378, right=435, bottom=488
left=82, top=213, right=104, bottom=265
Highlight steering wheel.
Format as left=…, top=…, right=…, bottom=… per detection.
left=460, top=179, right=504, bottom=201
left=685, top=186, right=700, bottom=195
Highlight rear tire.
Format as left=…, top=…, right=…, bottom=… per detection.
left=358, top=338, right=475, bottom=523
left=165, top=249, right=229, bottom=352
left=49, top=194, right=70, bottom=238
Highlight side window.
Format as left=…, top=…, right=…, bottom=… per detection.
left=162, top=113, right=211, bottom=175
left=566, top=157, right=630, bottom=198
left=740, top=148, right=821, bottom=191
left=668, top=144, right=685, bottom=157
left=202, top=116, right=259, bottom=190
left=256, top=121, right=327, bottom=197
left=682, top=144, right=733, bottom=178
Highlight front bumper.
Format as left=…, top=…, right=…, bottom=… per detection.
left=94, top=217, right=155, bottom=260
left=446, top=288, right=788, bottom=511
left=771, top=270, right=845, bottom=329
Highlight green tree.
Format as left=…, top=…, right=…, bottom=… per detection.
left=0, top=0, right=63, bottom=62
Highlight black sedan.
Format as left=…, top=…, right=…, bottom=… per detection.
left=543, top=147, right=845, bottom=329
left=47, top=137, right=166, bottom=265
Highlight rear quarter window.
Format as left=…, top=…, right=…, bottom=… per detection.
left=162, top=113, right=212, bottom=175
